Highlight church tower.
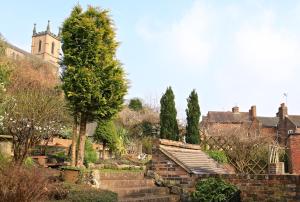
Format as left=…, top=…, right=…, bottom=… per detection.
left=31, top=20, right=61, bottom=67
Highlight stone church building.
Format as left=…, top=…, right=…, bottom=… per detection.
left=5, top=20, right=61, bottom=70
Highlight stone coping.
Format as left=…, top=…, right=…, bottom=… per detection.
left=0, top=135, right=13, bottom=139
left=154, top=138, right=201, bottom=150
left=195, top=173, right=300, bottom=180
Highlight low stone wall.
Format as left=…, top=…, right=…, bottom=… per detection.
left=195, top=174, right=300, bottom=202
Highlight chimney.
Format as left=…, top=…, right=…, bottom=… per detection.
left=232, top=106, right=239, bottom=113
left=249, top=105, right=257, bottom=120
left=276, top=103, right=288, bottom=120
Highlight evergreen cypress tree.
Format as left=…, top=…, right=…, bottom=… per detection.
left=186, top=89, right=201, bottom=144
left=160, top=87, right=179, bottom=140
left=61, top=5, right=128, bottom=166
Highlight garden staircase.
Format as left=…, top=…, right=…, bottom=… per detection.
left=99, top=171, right=180, bottom=202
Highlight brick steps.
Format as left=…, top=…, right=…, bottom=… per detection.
left=111, top=187, right=169, bottom=198
left=100, top=179, right=155, bottom=188
left=119, top=194, right=180, bottom=202
left=98, top=171, right=180, bottom=202
left=99, top=172, right=145, bottom=180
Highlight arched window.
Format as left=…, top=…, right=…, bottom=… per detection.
left=51, top=42, right=55, bottom=54
left=38, top=40, right=42, bottom=52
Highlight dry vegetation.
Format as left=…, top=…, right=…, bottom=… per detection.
left=0, top=165, right=48, bottom=202
left=1, top=58, right=71, bottom=164
left=202, top=123, right=274, bottom=173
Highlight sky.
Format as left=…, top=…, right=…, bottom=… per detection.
left=1, top=0, right=300, bottom=121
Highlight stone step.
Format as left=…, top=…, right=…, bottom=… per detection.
left=113, top=187, right=169, bottom=198
left=99, top=171, right=145, bottom=180
left=119, top=194, right=180, bottom=202
left=100, top=179, right=155, bottom=188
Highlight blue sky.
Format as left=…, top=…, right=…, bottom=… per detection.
left=1, top=0, right=300, bottom=121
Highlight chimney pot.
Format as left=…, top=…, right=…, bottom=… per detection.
left=249, top=105, right=257, bottom=120
left=277, top=103, right=288, bottom=119
left=232, top=106, right=239, bottom=113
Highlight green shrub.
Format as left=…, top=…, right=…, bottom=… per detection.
left=47, top=183, right=117, bottom=202
left=59, top=128, right=72, bottom=139
left=142, top=136, right=153, bottom=154
left=191, top=178, right=239, bottom=202
left=84, top=138, right=98, bottom=166
left=128, top=98, right=143, bottom=111
left=51, top=151, right=70, bottom=162
left=205, top=150, right=228, bottom=164
left=24, top=157, right=35, bottom=167
left=62, top=184, right=117, bottom=202
left=60, top=166, right=81, bottom=171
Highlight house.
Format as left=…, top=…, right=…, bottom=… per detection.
left=202, top=103, right=300, bottom=146
left=201, top=105, right=278, bottom=140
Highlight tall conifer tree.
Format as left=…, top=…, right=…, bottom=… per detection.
left=61, top=5, right=127, bottom=166
left=186, top=89, right=201, bottom=144
left=160, top=87, right=179, bottom=140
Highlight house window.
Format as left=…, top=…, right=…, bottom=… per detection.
left=38, top=40, right=42, bottom=52
left=51, top=42, right=55, bottom=54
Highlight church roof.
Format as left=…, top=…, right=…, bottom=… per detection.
left=5, top=42, right=31, bottom=57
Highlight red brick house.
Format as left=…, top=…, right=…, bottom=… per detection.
left=201, top=105, right=278, bottom=139
left=201, top=103, right=300, bottom=174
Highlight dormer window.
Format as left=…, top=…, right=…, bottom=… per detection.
left=51, top=42, right=55, bottom=54
left=38, top=40, right=42, bottom=52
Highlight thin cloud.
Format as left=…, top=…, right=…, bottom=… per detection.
left=136, top=1, right=214, bottom=70
left=234, top=11, right=300, bottom=81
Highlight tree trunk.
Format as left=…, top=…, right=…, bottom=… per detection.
left=76, top=114, right=87, bottom=167
left=102, top=142, right=106, bottom=160
left=71, top=115, right=78, bottom=167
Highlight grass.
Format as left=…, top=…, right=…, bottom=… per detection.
left=47, top=183, right=117, bottom=202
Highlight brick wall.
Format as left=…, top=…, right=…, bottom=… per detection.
left=196, top=174, right=300, bottom=202
left=288, top=134, right=300, bottom=174
left=152, top=147, right=300, bottom=201
left=151, top=147, right=192, bottom=187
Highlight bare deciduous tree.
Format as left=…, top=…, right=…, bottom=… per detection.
left=2, top=59, right=71, bottom=164
left=116, top=106, right=159, bottom=137
left=202, top=123, right=274, bottom=174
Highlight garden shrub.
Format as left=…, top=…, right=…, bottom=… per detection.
left=24, top=157, right=35, bottom=167
left=142, top=136, right=153, bottom=154
left=49, top=184, right=118, bottom=202
left=0, top=165, right=48, bottom=202
left=205, top=150, right=228, bottom=164
left=47, top=183, right=69, bottom=200
left=50, top=151, right=70, bottom=163
left=191, top=178, right=239, bottom=202
left=84, top=138, right=98, bottom=167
